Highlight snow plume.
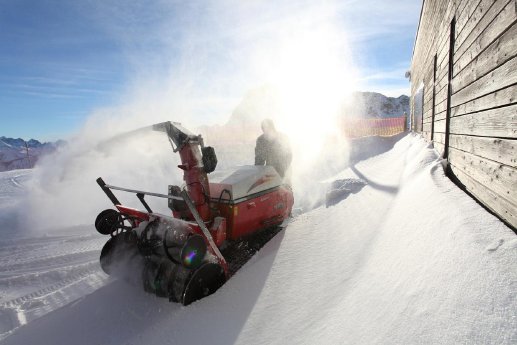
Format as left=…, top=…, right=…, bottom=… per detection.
left=18, top=0, right=358, bottom=231
left=21, top=124, right=183, bottom=232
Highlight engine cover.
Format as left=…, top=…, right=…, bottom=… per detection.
left=209, top=166, right=293, bottom=240
left=209, top=165, right=282, bottom=202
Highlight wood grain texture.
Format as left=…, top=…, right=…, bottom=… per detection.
left=451, top=55, right=517, bottom=107
left=455, top=0, right=504, bottom=61
left=449, top=103, right=517, bottom=137
left=435, top=98, right=448, bottom=115
left=412, top=0, right=455, bottom=91
left=434, top=84, right=449, bottom=107
left=434, top=118, right=446, bottom=133
left=434, top=132, right=446, bottom=144
left=449, top=134, right=517, bottom=167
left=435, top=69, right=449, bottom=96
left=450, top=163, right=517, bottom=228
left=451, top=83, right=517, bottom=117
left=435, top=109, right=447, bottom=122
left=456, top=0, right=483, bottom=37
left=454, top=11, right=517, bottom=86
left=449, top=147, right=517, bottom=205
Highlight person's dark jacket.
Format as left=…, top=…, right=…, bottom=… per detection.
left=255, top=132, right=292, bottom=177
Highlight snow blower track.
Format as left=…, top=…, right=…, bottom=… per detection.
left=222, top=225, right=285, bottom=276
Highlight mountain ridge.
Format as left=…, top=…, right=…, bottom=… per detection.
left=0, top=137, right=62, bottom=172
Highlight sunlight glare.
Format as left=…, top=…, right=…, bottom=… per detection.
left=263, top=20, right=357, bottom=176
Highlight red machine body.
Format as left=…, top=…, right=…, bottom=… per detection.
left=95, top=121, right=293, bottom=305
left=209, top=166, right=294, bottom=239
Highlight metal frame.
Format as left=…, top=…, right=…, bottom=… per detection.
left=96, top=177, right=229, bottom=275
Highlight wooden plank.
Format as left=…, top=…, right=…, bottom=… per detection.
left=425, top=82, right=434, bottom=100
left=436, top=93, right=448, bottom=108
left=434, top=132, right=446, bottom=144
left=421, top=63, right=447, bottom=103
left=423, top=107, right=433, bottom=121
left=423, top=121, right=432, bottom=134
left=415, top=62, right=432, bottom=92
left=423, top=67, right=434, bottom=91
left=455, top=0, right=502, bottom=60
left=434, top=142, right=445, bottom=156
left=456, top=0, right=483, bottom=37
left=449, top=147, right=517, bottom=205
left=436, top=40, right=449, bottom=72
left=434, top=118, right=446, bottom=133
left=449, top=134, right=517, bottom=167
left=413, top=0, right=441, bottom=72
left=419, top=0, right=452, bottom=72
left=426, top=1, right=455, bottom=79
left=437, top=60, right=449, bottom=81
left=454, top=3, right=517, bottom=79
left=451, top=83, right=517, bottom=117
left=435, top=69, right=449, bottom=95
left=450, top=103, right=517, bottom=137
left=457, top=0, right=477, bottom=22
left=434, top=84, right=448, bottom=106
left=424, top=98, right=433, bottom=117
left=437, top=62, right=449, bottom=87
left=436, top=32, right=450, bottom=67
left=412, top=0, right=456, bottom=82
left=450, top=164, right=517, bottom=228
left=423, top=114, right=432, bottom=125
left=435, top=109, right=447, bottom=122
left=454, top=18, right=517, bottom=91
left=414, top=0, right=463, bottom=73
left=436, top=98, right=448, bottom=115
left=409, top=0, right=454, bottom=127
left=431, top=1, right=455, bottom=60
left=451, top=54, right=517, bottom=107
left=424, top=86, right=434, bottom=105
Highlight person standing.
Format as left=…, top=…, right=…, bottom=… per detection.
left=255, top=119, right=292, bottom=179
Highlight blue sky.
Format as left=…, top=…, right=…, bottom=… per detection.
left=0, top=0, right=421, bottom=141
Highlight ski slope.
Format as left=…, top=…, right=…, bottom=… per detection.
left=0, top=134, right=516, bottom=344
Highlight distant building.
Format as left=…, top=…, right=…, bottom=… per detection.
left=410, top=0, right=516, bottom=229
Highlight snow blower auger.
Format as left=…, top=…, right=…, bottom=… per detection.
left=94, top=122, right=293, bottom=305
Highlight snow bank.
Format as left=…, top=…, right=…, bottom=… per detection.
left=2, top=134, right=516, bottom=344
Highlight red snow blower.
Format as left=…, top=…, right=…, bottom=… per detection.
left=95, top=122, right=293, bottom=305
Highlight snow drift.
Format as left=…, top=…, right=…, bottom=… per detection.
left=1, top=134, right=515, bottom=344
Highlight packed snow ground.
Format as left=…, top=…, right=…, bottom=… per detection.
left=0, top=134, right=516, bottom=344
left=0, top=170, right=109, bottom=338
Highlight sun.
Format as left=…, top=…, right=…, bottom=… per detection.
left=261, top=22, right=357, bottom=174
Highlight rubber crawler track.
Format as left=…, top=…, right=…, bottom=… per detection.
left=222, top=226, right=284, bottom=276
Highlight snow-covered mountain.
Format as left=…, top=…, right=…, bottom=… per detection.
left=0, top=137, right=63, bottom=172
left=343, top=91, right=410, bottom=118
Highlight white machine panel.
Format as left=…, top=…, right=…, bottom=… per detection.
left=209, top=165, right=282, bottom=201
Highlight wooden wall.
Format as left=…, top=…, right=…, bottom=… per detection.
left=410, top=0, right=517, bottom=229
